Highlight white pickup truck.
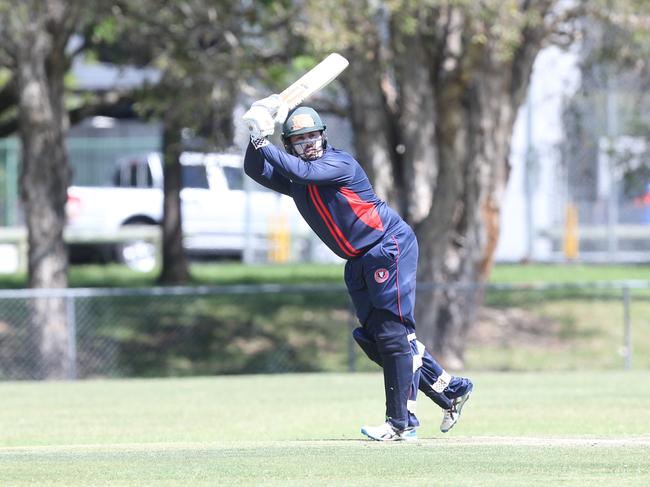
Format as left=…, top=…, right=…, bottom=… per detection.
left=66, top=151, right=309, bottom=271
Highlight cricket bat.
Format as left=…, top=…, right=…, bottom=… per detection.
left=243, top=53, right=349, bottom=132
left=278, top=53, right=349, bottom=109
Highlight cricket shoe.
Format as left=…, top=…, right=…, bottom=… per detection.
left=440, top=388, right=472, bottom=433
left=360, top=422, right=417, bottom=442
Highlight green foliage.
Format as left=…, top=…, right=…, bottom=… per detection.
left=0, top=68, right=10, bottom=85
left=623, top=164, right=650, bottom=198
left=92, top=16, right=120, bottom=44
left=363, top=0, right=548, bottom=63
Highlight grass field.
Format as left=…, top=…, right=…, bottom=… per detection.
left=1, top=371, right=649, bottom=486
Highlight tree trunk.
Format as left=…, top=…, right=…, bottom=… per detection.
left=343, top=47, right=402, bottom=209
left=156, top=75, right=237, bottom=285
left=415, top=80, right=516, bottom=368
left=158, top=109, right=190, bottom=285
left=411, top=6, right=547, bottom=369
left=15, top=1, right=76, bottom=379
left=336, top=1, right=552, bottom=368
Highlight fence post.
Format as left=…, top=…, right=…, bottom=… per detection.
left=66, top=295, right=78, bottom=379
left=622, top=286, right=632, bottom=370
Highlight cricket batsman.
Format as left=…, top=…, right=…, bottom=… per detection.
left=243, top=97, right=473, bottom=441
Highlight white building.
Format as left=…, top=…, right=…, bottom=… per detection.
left=496, top=46, right=581, bottom=262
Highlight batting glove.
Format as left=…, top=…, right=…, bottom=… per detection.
left=251, top=94, right=289, bottom=124
left=242, top=105, right=275, bottom=140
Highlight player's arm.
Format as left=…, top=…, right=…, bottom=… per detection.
left=259, top=144, right=352, bottom=185
left=241, top=95, right=350, bottom=186
left=244, top=141, right=291, bottom=196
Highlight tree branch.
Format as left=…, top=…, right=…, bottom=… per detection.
left=68, top=89, right=136, bottom=124
left=0, top=88, right=136, bottom=138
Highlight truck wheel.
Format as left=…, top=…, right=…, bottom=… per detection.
left=116, top=222, right=157, bottom=272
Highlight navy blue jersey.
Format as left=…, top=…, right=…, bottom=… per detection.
left=244, top=141, right=404, bottom=259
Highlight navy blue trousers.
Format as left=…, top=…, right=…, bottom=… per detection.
left=345, top=224, right=420, bottom=430
left=345, top=223, right=418, bottom=328
left=345, top=224, right=472, bottom=426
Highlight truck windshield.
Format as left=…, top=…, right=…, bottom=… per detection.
left=182, top=165, right=210, bottom=189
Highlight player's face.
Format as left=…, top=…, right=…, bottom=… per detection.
left=289, top=131, right=324, bottom=161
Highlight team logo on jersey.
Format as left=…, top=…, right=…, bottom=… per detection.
left=374, top=268, right=389, bottom=284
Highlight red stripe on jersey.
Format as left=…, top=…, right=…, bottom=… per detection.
left=339, top=187, right=384, bottom=232
left=307, top=186, right=356, bottom=257
left=308, top=185, right=360, bottom=257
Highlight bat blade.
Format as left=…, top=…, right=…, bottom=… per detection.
left=279, top=53, right=349, bottom=109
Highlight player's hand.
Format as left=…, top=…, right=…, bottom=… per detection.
left=242, top=105, right=275, bottom=139
left=251, top=94, right=289, bottom=124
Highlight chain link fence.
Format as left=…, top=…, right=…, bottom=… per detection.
left=0, top=281, right=648, bottom=380
left=0, top=284, right=351, bottom=380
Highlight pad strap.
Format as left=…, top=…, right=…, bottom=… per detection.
left=432, top=370, right=452, bottom=393
left=407, top=399, right=417, bottom=414
left=407, top=334, right=425, bottom=373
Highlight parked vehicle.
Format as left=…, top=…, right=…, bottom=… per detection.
left=66, top=151, right=309, bottom=271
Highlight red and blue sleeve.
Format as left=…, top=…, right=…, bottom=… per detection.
left=259, top=144, right=353, bottom=185
left=243, top=142, right=291, bottom=196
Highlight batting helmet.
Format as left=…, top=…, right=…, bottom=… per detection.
left=281, top=107, right=326, bottom=139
